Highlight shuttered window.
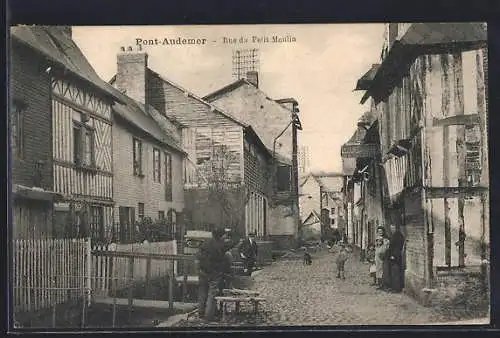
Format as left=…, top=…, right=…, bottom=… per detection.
left=165, top=152, right=173, bottom=201
left=153, top=148, right=161, bottom=182
left=133, top=138, right=143, bottom=176
left=277, top=165, right=291, bottom=191
left=73, top=121, right=95, bottom=167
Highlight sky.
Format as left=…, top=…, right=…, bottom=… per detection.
left=73, top=24, right=385, bottom=173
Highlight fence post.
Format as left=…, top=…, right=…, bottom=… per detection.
left=169, top=259, right=174, bottom=310
left=145, top=257, right=152, bottom=298
left=127, top=256, right=134, bottom=322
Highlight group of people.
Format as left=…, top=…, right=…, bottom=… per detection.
left=366, top=224, right=405, bottom=293
left=197, top=228, right=259, bottom=321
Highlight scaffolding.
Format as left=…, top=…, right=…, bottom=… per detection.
left=232, top=49, right=260, bottom=80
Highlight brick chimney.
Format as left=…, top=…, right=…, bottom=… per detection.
left=246, top=71, right=259, bottom=88
left=116, top=46, right=148, bottom=105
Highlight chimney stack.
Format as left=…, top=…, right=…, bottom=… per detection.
left=116, top=46, right=148, bottom=105
left=246, top=71, right=259, bottom=88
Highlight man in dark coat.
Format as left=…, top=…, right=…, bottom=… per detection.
left=387, top=224, right=405, bottom=293
left=239, top=232, right=258, bottom=275
left=197, top=227, right=232, bottom=321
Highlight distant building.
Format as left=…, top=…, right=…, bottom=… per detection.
left=298, top=146, right=310, bottom=174
left=299, top=172, right=345, bottom=239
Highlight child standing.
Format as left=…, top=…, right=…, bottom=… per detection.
left=366, top=244, right=377, bottom=285
left=336, top=245, right=348, bottom=280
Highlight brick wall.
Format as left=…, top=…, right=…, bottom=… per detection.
left=112, top=117, right=184, bottom=223
left=10, top=41, right=53, bottom=191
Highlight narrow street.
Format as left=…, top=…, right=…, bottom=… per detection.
left=174, top=248, right=448, bottom=327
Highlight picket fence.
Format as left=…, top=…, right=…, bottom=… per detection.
left=12, top=238, right=90, bottom=314
left=91, top=240, right=178, bottom=295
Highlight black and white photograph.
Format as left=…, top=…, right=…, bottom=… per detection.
left=8, top=22, right=490, bottom=329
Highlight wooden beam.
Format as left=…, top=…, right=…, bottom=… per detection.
left=432, top=114, right=480, bottom=127
left=425, top=186, right=487, bottom=199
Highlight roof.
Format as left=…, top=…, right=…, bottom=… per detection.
left=314, top=175, right=344, bottom=192
left=354, top=64, right=380, bottom=91
left=204, top=78, right=296, bottom=162
left=11, top=26, right=123, bottom=103
left=302, top=210, right=321, bottom=225
left=275, top=98, right=299, bottom=106
left=364, top=23, right=487, bottom=104
left=203, top=79, right=249, bottom=102
left=112, top=92, right=186, bottom=154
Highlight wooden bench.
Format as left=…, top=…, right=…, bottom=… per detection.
left=214, top=296, right=266, bottom=321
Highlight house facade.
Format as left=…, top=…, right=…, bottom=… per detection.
left=11, top=26, right=122, bottom=241
left=10, top=29, right=63, bottom=239
left=299, top=172, right=345, bottom=240
left=111, top=47, right=273, bottom=239
left=354, top=23, right=489, bottom=305
left=111, top=90, right=186, bottom=242
left=204, top=73, right=302, bottom=248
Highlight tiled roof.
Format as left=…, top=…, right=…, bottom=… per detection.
left=11, top=26, right=123, bottom=103
left=112, top=92, right=185, bottom=154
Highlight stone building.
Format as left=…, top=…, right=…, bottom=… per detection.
left=110, top=48, right=273, bottom=239
left=204, top=72, right=302, bottom=249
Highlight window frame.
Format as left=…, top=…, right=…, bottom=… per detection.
left=11, top=101, right=26, bottom=159
left=153, top=147, right=162, bottom=183
left=165, top=152, right=173, bottom=201
left=138, top=202, right=145, bottom=219
left=73, top=120, right=95, bottom=168
left=277, top=164, right=292, bottom=192
left=133, top=137, right=143, bottom=177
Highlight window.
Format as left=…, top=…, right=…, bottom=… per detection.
left=133, top=138, right=143, bottom=176
left=165, top=152, right=172, bottom=201
left=331, top=219, right=335, bottom=226
left=138, top=203, right=145, bottom=219
left=153, top=148, right=161, bottom=182
left=330, top=207, right=336, bottom=215
left=73, top=121, right=95, bottom=167
left=11, top=101, right=25, bottom=158
left=89, top=206, right=104, bottom=240
left=118, top=206, right=135, bottom=243
left=465, top=126, right=481, bottom=187
left=277, top=165, right=291, bottom=191
left=158, top=211, right=165, bottom=220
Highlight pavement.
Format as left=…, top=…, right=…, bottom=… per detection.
left=171, top=248, right=489, bottom=327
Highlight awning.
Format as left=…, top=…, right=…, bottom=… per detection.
left=354, top=64, right=380, bottom=91
left=365, top=22, right=487, bottom=104
left=13, top=184, right=64, bottom=202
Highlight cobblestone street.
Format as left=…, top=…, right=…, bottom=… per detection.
left=175, top=248, right=449, bottom=327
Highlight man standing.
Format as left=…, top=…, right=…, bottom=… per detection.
left=388, top=224, right=405, bottom=293
left=239, top=232, right=258, bottom=275
left=197, top=227, right=232, bottom=321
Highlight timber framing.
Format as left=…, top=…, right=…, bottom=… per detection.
left=432, top=114, right=480, bottom=127
left=424, top=186, right=487, bottom=199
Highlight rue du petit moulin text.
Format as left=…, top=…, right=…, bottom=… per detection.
left=135, top=34, right=296, bottom=47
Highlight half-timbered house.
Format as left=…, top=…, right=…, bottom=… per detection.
left=10, top=27, right=66, bottom=239
left=358, top=23, right=488, bottom=305
left=109, top=47, right=273, bottom=239
left=12, top=26, right=123, bottom=241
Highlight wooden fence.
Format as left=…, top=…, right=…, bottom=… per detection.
left=12, top=238, right=91, bottom=315
left=91, top=241, right=178, bottom=296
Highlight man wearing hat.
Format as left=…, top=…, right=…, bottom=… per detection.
left=239, top=232, right=259, bottom=275
left=197, top=227, right=232, bottom=321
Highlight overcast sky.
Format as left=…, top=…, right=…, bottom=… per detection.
left=73, top=24, right=385, bottom=173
